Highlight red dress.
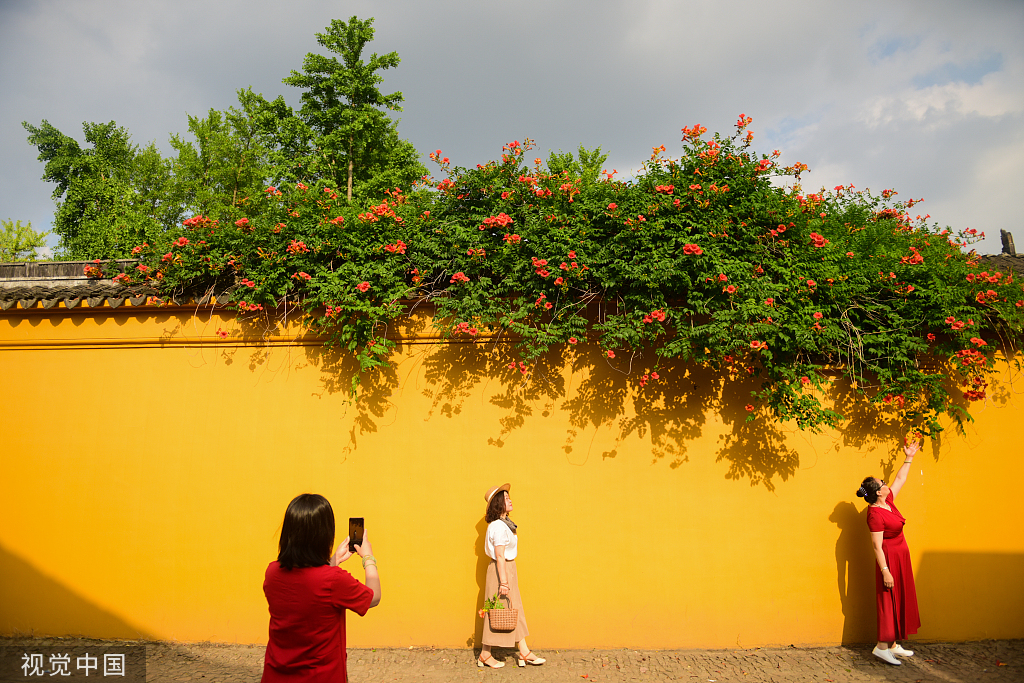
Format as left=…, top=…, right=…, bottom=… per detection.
left=866, top=491, right=921, bottom=642
left=262, top=562, right=374, bottom=683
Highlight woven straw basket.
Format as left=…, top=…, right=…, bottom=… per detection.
left=487, top=596, right=518, bottom=632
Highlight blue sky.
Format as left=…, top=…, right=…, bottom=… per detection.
left=1, top=0, right=1021, bottom=255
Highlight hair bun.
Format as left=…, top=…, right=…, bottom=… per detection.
left=856, top=486, right=867, bottom=498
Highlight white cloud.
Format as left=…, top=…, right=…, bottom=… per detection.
left=860, top=67, right=1024, bottom=128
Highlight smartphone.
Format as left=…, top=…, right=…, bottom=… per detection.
left=348, top=518, right=364, bottom=553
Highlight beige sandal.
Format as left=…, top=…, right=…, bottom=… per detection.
left=516, top=651, right=546, bottom=666
left=477, top=654, right=505, bottom=669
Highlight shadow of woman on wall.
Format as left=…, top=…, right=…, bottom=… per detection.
left=829, top=501, right=876, bottom=644
left=467, top=516, right=490, bottom=651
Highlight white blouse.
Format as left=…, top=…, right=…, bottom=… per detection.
left=484, top=519, right=518, bottom=560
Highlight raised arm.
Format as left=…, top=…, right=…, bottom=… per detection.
left=332, top=531, right=381, bottom=607
left=356, top=531, right=381, bottom=607
left=890, top=439, right=920, bottom=498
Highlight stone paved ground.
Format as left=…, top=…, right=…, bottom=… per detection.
left=2, top=637, right=1020, bottom=682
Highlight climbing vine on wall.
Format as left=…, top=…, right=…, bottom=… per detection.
left=111, top=116, right=1023, bottom=435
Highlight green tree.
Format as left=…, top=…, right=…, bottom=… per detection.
left=547, top=145, right=609, bottom=186
left=169, top=97, right=283, bottom=222
left=281, top=16, right=425, bottom=202
left=132, top=142, right=182, bottom=232
left=24, top=17, right=425, bottom=260
left=23, top=120, right=179, bottom=259
left=0, top=219, right=49, bottom=261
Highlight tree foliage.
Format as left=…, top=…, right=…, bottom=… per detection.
left=22, top=120, right=176, bottom=259
left=168, top=97, right=284, bottom=223
left=119, top=116, right=1024, bottom=435
left=546, top=145, right=608, bottom=187
left=22, top=17, right=423, bottom=260
left=0, top=219, right=49, bottom=261
left=281, top=16, right=424, bottom=202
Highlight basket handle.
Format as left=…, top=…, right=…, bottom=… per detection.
left=486, top=593, right=513, bottom=611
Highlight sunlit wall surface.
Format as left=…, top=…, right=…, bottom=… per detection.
left=2, top=305, right=1022, bottom=647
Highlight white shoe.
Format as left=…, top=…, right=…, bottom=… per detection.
left=516, top=651, right=545, bottom=666
left=477, top=655, right=504, bottom=668
left=890, top=644, right=914, bottom=657
left=872, top=646, right=901, bottom=665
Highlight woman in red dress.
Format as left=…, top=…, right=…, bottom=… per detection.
left=262, top=494, right=381, bottom=682
left=857, top=439, right=921, bottom=666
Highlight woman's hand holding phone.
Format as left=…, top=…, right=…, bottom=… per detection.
left=354, top=530, right=373, bottom=558
left=330, top=537, right=353, bottom=566
left=356, top=529, right=382, bottom=608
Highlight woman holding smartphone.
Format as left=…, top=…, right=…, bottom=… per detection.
left=856, top=439, right=922, bottom=666
left=478, top=483, right=545, bottom=668
left=262, top=494, right=381, bottom=682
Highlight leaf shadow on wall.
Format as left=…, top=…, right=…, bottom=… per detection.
left=828, top=501, right=876, bottom=645
left=303, top=336, right=816, bottom=489
left=831, top=378, right=908, bottom=449
left=300, top=333, right=1018, bottom=492
left=561, top=350, right=715, bottom=468
left=416, top=340, right=567, bottom=448
left=715, top=371, right=800, bottom=491
left=420, top=343, right=488, bottom=420
left=414, top=341, right=801, bottom=490
left=488, top=349, right=568, bottom=448
left=302, top=342, right=400, bottom=455
left=829, top=377, right=937, bottom=481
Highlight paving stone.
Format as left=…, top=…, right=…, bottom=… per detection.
left=2, top=637, right=1021, bottom=682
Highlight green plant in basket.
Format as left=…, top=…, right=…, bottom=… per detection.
left=484, top=592, right=507, bottom=610
left=478, top=592, right=506, bottom=617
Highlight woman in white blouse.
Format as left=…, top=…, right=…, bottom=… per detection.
left=478, top=483, right=545, bottom=668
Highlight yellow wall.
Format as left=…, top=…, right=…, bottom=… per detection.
left=1, top=304, right=1022, bottom=648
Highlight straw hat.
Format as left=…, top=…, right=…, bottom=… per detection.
left=484, top=483, right=511, bottom=503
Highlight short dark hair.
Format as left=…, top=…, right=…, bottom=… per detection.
left=856, top=477, right=882, bottom=504
left=278, top=493, right=335, bottom=570
left=485, top=490, right=507, bottom=523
